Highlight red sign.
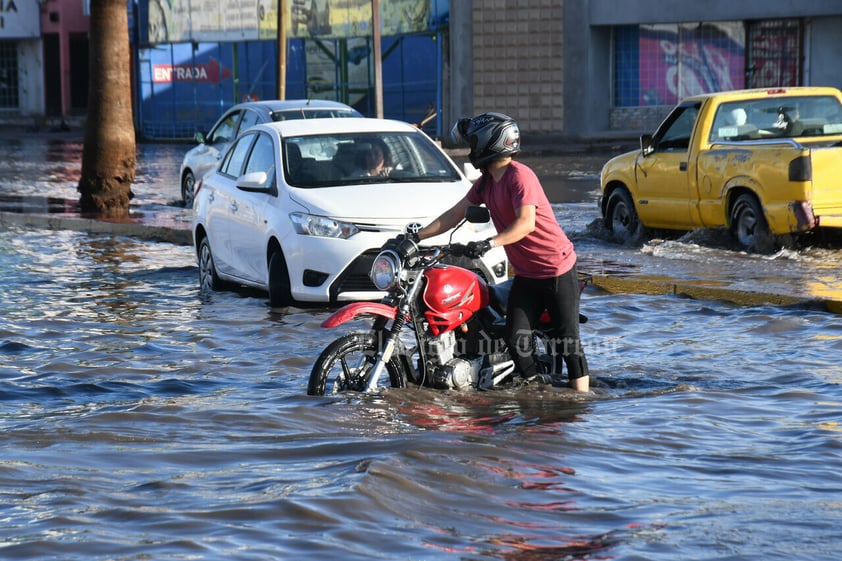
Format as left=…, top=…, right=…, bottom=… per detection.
left=153, top=58, right=232, bottom=83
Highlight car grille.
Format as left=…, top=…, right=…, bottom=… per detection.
left=329, top=250, right=379, bottom=300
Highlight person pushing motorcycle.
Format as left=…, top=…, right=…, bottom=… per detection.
left=415, top=112, right=590, bottom=392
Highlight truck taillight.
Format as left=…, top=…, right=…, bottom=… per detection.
left=788, top=156, right=812, bottom=182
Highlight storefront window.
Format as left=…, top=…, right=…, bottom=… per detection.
left=0, top=41, right=19, bottom=109
left=614, top=22, right=745, bottom=107
left=746, top=20, right=801, bottom=88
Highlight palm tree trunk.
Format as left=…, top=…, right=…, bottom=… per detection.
left=78, top=0, right=136, bottom=217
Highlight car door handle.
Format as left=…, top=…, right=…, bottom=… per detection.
left=230, top=201, right=238, bottom=213
left=208, top=193, right=214, bottom=203
left=679, top=161, right=688, bottom=171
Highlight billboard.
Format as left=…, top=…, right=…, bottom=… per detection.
left=146, top=0, right=428, bottom=45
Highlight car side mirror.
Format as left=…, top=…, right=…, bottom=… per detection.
left=236, top=171, right=271, bottom=192
left=465, top=205, right=490, bottom=223
left=194, top=132, right=206, bottom=144
left=463, top=162, right=481, bottom=181
left=640, top=133, right=654, bottom=156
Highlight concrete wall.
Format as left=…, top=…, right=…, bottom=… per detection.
left=470, top=0, right=564, bottom=136
left=807, top=16, right=842, bottom=91
left=17, top=40, right=44, bottom=117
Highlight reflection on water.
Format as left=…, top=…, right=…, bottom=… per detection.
left=2, top=227, right=842, bottom=560
left=0, top=136, right=184, bottom=206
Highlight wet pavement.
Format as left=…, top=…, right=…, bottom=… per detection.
left=3, top=130, right=842, bottom=560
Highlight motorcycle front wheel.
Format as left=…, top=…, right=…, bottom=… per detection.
left=307, top=332, right=407, bottom=396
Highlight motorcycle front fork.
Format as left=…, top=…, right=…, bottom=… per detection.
left=364, top=331, right=399, bottom=392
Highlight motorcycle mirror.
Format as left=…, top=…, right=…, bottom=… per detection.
left=464, top=205, right=491, bottom=223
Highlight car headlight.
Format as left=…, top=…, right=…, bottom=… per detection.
left=290, top=212, right=359, bottom=239
left=370, top=250, right=401, bottom=290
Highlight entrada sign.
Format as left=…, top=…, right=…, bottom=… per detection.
left=153, top=59, right=232, bottom=83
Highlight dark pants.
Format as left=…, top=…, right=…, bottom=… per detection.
left=505, top=264, right=589, bottom=381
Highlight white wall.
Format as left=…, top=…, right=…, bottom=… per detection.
left=17, top=39, right=45, bottom=117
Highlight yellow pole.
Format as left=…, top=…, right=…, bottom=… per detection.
left=372, top=0, right=383, bottom=118
left=277, top=0, right=287, bottom=99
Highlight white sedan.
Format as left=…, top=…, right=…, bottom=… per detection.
left=192, top=117, right=509, bottom=307
left=179, top=99, right=361, bottom=205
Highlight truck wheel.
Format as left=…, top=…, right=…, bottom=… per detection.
left=730, top=194, right=775, bottom=253
left=606, top=188, right=643, bottom=245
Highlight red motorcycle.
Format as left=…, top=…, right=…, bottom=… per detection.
left=307, top=207, right=587, bottom=396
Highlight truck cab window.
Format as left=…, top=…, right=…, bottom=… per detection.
left=656, top=104, right=700, bottom=151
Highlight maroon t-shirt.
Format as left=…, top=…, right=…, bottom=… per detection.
left=467, top=161, right=576, bottom=278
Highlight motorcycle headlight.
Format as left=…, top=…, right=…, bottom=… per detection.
left=370, top=250, right=401, bottom=290
left=290, top=212, right=359, bottom=239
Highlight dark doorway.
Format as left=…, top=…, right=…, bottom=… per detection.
left=43, top=33, right=62, bottom=116
left=69, top=33, right=89, bottom=114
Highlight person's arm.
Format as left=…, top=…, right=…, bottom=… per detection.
left=417, top=196, right=472, bottom=240
left=488, top=204, right=535, bottom=248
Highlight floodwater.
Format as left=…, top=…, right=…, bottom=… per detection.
left=1, top=135, right=842, bottom=560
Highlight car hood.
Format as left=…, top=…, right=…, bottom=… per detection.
left=288, top=180, right=471, bottom=222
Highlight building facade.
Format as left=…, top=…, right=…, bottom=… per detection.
left=0, top=0, right=89, bottom=128
left=449, top=0, right=842, bottom=143
left=4, top=1, right=842, bottom=142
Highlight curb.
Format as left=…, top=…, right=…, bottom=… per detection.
left=587, top=273, right=842, bottom=315
left=0, top=210, right=193, bottom=246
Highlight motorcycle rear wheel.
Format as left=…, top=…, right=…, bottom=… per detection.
left=307, top=332, right=407, bottom=396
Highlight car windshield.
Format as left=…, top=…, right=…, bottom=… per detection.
left=283, top=131, right=463, bottom=188
left=271, top=108, right=360, bottom=121
left=710, top=95, right=842, bottom=142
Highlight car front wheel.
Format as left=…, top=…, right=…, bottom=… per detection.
left=730, top=193, right=775, bottom=253
left=198, top=236, right=227, bottom=295
left=606, top=188, right=643, bottom=245
left=268, top=250, right=293, bottom=308
left=182, top=171, right=196, bottom=207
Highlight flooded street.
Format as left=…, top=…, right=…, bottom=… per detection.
left=2, top=135, right=842, bottom=560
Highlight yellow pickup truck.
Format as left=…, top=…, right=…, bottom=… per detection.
left=599, top=87, right=842, bottom=252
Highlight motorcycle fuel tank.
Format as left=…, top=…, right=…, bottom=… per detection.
left=422, top=265, right=490, bottom=336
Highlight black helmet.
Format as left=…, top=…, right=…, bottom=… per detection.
left=450, top=112, right=520, bottom=168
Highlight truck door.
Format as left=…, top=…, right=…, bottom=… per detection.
left=635, top=103, right=700, bottom=229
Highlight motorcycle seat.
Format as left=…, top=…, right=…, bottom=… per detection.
left=488, top=280, right=512, bottom=316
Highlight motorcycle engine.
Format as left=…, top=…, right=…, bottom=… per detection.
left=433, top=357, right=482, bottom=390
left=425, top=331, right=483, bottom=390
left=426, top=332, right=457, bottom=365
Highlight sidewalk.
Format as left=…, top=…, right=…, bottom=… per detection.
left=0, top=196, right=193, bottom=245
